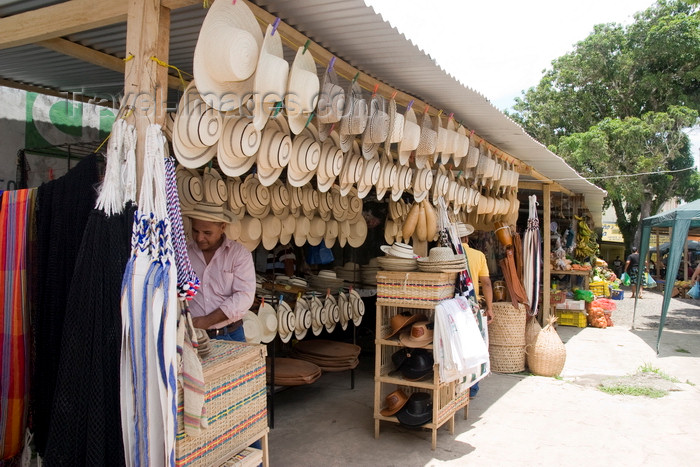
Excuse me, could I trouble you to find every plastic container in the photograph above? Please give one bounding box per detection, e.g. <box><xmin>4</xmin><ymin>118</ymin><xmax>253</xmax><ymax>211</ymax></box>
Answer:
<box><xmin>555</xmin><ymin>310</ymin><xmax>587</xmax><ymax>328</ymax></box>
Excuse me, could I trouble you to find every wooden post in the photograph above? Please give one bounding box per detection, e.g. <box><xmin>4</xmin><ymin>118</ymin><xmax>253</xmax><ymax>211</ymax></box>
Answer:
<box><xmin>542</xmin><ymin>184</ymin><xmax>552</xmax><ymax>323</ymax></box>
<box><xmin>124</xmin><ymin>0</ymin><xmax>170</xmax><ymax>193</ymax></box>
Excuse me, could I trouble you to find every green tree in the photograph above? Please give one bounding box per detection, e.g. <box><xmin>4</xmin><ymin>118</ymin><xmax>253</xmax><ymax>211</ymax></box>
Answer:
<box><xmin>509</xmin><ymin>0</ymin><xmax>700</xmax><ymax>251</ymax></box>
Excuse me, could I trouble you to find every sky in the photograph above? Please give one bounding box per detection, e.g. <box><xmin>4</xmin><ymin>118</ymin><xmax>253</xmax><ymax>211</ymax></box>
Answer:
<box><xmin>363</xmin><ymin>0</ymin><xmax>699</xmax><ymax>164</ymax></box>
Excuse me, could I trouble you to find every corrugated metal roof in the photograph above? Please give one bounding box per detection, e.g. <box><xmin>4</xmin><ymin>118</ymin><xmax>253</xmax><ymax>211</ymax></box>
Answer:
<box><xmin>0</xmin><ymin>0</ymin><xmax>605</xmax><ymax>221</ymax></box>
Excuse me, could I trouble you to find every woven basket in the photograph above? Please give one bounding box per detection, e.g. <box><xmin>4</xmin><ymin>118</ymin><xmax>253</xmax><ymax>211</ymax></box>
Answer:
<box><xmin>488</xmin><ymin>344</ymin><xmax>526</xmax><ymax>373</ymax></box>
<box><xmin>376</xmin><ymin>271</ymin><xmax>456</xmax><ymax>307</ymax></box>
<box><xmin>525</xmin><ymin>316</ymin><xmax>541</xmax><ymax>347</ymax></box>
<box><xmin>489</xmin><ymin>302</ymin><xmax>527</xmax><ymax>346</ymax></box>
<box><xmin>526</xmin><ymin>317</ymin><xmax>566</xmax><ymax>377</ymax></box>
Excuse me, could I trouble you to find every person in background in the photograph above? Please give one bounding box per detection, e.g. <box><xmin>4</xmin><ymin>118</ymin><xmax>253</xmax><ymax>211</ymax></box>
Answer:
<box><xmin>624</xmin><ymin>246</ymin><xmax>642</xmax><ymax>299</ymax></box>
<box><xmin>184</xmin><ymin>203</ymin><xmax>256</xmax><ymax>342</ymax></box>
<box><xmin>612</xmin><ymin>255</ymin><xmax>623</xmax><ymax>278</ymax></box>
<box><xmin>691</xmin><ymin>262</ymin><xmax>700</xmax><ymax>284</ymax></box>
<box><xmin>458</xmin><ymin>223</ymin><xmax>493</xmax><ymax>399</ymax></box>
<box><xmin>266</xmin><ymin>243</ymin><xmax>296</xmax><ymax>278</ymax></box>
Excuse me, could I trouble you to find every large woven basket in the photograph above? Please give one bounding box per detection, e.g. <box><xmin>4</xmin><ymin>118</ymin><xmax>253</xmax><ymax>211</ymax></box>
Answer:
<box><xmin>376</xmin><ymin>271</ymin><xmax>456</xmax><ymax>307</ymax></box>
<box><xmin>489</xmin><ymin>302</ymin><xmax>527</xmax><ymax>346</ymax></box>
<box><xmin>488</xmin><ymin>344</ymin><xmax>526</xmax><ymax>373</ymax></box>
<box><xmin>526</xmin><ymin>317</ymin><xmax>566</xmax><ymax>377</ymax></box>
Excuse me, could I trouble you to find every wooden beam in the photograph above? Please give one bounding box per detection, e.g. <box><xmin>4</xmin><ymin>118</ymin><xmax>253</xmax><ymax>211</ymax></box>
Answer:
<box><xmin>124</xmin><ymin>0</ymin><xmax>170</xmax><ymax>195</ymax></box>
<box><xmin>542</xmin><ymin>184</ymin><xmax>552</xmax><ymax>323</ymax></box>
<box><xmin>0</xmin><ymin>0</ymin><xmax>127</xmax><ymax>51</ymax></box>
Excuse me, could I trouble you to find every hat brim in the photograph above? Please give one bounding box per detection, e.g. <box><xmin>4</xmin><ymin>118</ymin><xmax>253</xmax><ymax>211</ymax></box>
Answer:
<box><xmin>399</xmin><ymin>330</ymin><xmax>433</xmax><ymax>348</ymax></box>
<box><xmin>181</xmin><ymin>209</ymin><xmax>232</xmax><ymax>224</ymax></box>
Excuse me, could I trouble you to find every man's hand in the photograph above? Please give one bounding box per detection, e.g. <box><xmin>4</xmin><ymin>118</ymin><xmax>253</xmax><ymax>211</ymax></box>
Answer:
<box><xmin>485</xmin><ymin>308</ymin><xmax>494</xmax><ymax>325</ymax></box>
<box><xmin>191</xmin><ymin>316</ymin><xmax>209</xmax><ymax>330</ymax></box>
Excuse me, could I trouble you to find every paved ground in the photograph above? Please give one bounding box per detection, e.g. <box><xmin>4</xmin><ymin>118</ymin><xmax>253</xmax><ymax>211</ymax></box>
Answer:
<box><xmin>268</xmin><ymin>291</ymin><xmax>700</xmax><ymax>466</ymax></box>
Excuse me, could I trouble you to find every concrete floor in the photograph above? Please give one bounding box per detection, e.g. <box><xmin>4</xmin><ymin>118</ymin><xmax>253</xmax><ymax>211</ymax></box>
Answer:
<box><xmin>267</xmin><ymin>293</ymin><xmax>700</xmax><ymax>466</ymax></box>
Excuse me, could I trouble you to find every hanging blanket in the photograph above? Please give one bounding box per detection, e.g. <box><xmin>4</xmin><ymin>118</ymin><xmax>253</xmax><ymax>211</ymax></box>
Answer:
<box><xmin>1</xmin><ymin>188</ymin><xmax>36</xmax><ymax>460</ymax></box>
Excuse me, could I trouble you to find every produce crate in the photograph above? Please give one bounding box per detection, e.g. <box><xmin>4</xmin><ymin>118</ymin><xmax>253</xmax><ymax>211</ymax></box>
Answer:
<box><xmin>550</xmin><ymin>289</ymin><xmax>566</xmax><ymax>305</ymax></box>
<box><xmin>610</xmin><ymin>288</ymin><xmax>624</xmax><ymax>300</ymax></box>
<box><xmin>589</xmin><ymin>281</ymin><xmax>610</xmax><ymax>297</ymax></box>
<box><xmin>555</xmin><ymin>310</ymin><xmax>587</xmax><ymax>328</ymax></box>
<box><xmin>176</xmin><ymin>341</ymin><xmax>267</xmax><ymax>467</ymax></box>
<box><xmin>376</xmin><ymin>271</ymin><xmax>456</xmax><ymax>307</ymax></box>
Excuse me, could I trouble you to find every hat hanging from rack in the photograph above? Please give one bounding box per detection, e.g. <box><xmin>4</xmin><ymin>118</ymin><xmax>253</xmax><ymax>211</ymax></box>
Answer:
<box><xmin>286</xmin><ymin>46</ymin><xmax>320</xmax><ymax>135</ymax></box>
<box><xmin>339</xmin><ymin>80</ymin><xmax>368</xmax><ymax>153</ymax></box>
<box><xmin>256</xmin><ymin>113</ymin><xmax>293</xmax><ymax>186</ymax></box>
<box><xmin>361</xmin><ymin>93</ymin><xmax>389</xmax><ymax>160</ymax></box>
<box><xmin>287</xmin><ymin>124</ymin><xmax>322</xmax><ymax>187</ymax></box>
<box><xmin>252</xmin><ymin>24</ymin><xmax>290</xmax><ymax>131</ymax></box>
<box><xmin>172</xmin><ymin>82</ymin><xmax>222</xmax><ymax>168</ymax></box>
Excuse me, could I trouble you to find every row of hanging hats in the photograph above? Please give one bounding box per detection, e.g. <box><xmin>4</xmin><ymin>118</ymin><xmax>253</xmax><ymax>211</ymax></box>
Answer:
<box><xmin>168</xmin><ymin>0</ymin><xmax>520</xmax><ymax>215</ymax></box>
<box><xmin>176</xmin><ymin>165</ymin><xmax>368</xmax><ymax>251</ymax></box>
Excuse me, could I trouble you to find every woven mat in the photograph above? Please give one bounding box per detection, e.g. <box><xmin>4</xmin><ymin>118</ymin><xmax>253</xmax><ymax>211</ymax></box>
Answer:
<box><xmin>293</xmin><ymin>339</ymin><xmax>361</xmax><ymax>358</ymax></box>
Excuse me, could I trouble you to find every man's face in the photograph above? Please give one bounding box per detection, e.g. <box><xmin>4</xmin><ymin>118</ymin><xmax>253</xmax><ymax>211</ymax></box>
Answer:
<box><xmin>191</xmin><ymin>218</ymin><xmax>226</xmax><ymax>253</ymax></box>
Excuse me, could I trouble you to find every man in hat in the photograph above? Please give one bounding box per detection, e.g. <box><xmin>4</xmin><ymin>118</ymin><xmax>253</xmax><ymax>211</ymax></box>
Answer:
<box><xmin>184</xmin><ymin>203</ymin><xmax>256</xmax><ymax>341</ymax></box>
<box><xmin>458</xmin><ymin>223</ymin><xmax>493</xmax><ymax>398</ymax></box>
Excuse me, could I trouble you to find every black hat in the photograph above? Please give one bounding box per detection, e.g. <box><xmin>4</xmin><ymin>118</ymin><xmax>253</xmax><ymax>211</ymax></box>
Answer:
<box><xmin>400</xmin><ymin>348</ymin><xmax>434</xmax><ymax>380</ymax></box>
<box><xmin>396</xmin><ymin>392</ymin><xmax>432</xmax><ymax>427</ymax></box>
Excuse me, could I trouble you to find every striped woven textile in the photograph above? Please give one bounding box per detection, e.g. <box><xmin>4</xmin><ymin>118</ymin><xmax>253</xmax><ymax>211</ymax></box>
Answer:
<box><xmin>1</xmin><ymin>189</ymin><xmax>35</xmax><ymax>460</ymax></box>
<box><xmin>164</xmin><ymin>156</ymin><xmax>199</xmax><ymax>300</ymax></box>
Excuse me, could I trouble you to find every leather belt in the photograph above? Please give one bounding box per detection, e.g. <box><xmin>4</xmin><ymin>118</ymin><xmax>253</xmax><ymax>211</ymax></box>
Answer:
<box><xmin>206</xmin><ymin>320</ymin><xmax>243</xmax><ymax>338</ymax></box>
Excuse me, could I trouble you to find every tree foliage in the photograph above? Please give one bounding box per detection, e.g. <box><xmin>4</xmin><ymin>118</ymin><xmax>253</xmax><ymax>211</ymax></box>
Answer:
<box><xmin>509</xmin><ymin>0</ymin><xmax>700</xmax><ymax>250</ymax></box>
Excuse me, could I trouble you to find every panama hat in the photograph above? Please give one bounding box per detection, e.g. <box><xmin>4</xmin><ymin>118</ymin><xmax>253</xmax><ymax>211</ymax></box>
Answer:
<box><xmin>239</xmin><ymin>215</ymin><xmax>262</xmax><ymax>251</ymax></box>
<box><xmin>339</xmin><ymin>81</ymin><xmax>368</xmax><ymax>153</ymax></box>
<box><xmin>434</xmin><ymin>114</ymin><xmax>447</xmax><ymax>157</ymax></box>
<box><xmin>399</xmin><ymin>321</ymin><xmax>434</xmax><ymax>348</ymax></box>
<box><xmin>202</xmin><ymin>167</ymin><xmax>228</xmax><ymax>206</ymax></box>
<box><xmin>286</xmin><ymin>47</ymin><xmax>320</xmax><ymax>135</ymax></box>
<box><xmin>177</xmin><ymin>167</ymin><xmax>204</xmax><ymax>208</ymax></box>
<box><xmin>217</xmin><ymin>114</ymin><xmax>259</xmax><ymax>177</ymax></box>
<box><xmin>293</xmin><ymin>216</ymin><xmax>311</xmax><ymax>247</ymax></box>
<box><xmin>431</xmin><ymin>166</ymin><xmax>450</xmax><ymax>205</ymax></box>
<box><xmin>242</xmin><ymin>310</ymin><xmax>263</xmax><ymax>344</ymax></box>
<box><xmin>277</xmin><ymin>300</ymin><xmax>295</xmax><ymax>343</ymax></box>
<box><xmin>261</xmin><ymin>216</ymin><xmax>282</xmax><ymax>250</ymax></box>
<box><xmin>324</xmin><ymin>219</ymin><xmax>339</xmax><ymax>248</ymax></box>
<box><xmin>192</xmin><ymin>0</ymin><xmax>262</xmax><ymax>112</ymax></box>
<box><xmin>288</xmin><ymin>126</ymin><xmax>322</xmax><ymax>187</ymax></box>
<box><xmin>347</xmin><ymin>216</ymin><xmax>367</xmax><ymax>248</ymax></box>
<box><xmin>438</xmin><ymin>118</ymin><xmax>457</xmax><ymax>164</ymax></box>
<box><xmin>380</xmin><ymin>242</ymin><xmax>415</xmax><ymax>259</ymax></box>
<box><xmin>182</xmin><ymin>202</ymin><xmax>233</xmax><ymax>224</ymax></box>
<box><xmin>316</xmin><ymin>68</ymin><xmax>345</xmax><ymax>141</ymax></box>
<box><xmin>345</xmin><ymin>188</ymin><xmax>363</xmax><ymax>223</ymax></box>
<box><xmin>453</xmin><ymin>124</ymin><xmax>469</xmax><ymax>165</ymax></box>
<box><xmin>257</xmin><ymin>302</ymin><xmax>278</xmax><ymax>343</ymax></box>
<box><xmin>412</xmin><ymin>167</ymin><xmax>433</xmax><ymax>203</ymax></box>
<box><xmin>417</xmin><ymin>247</ymin><xmax>467</xmax><ymax>272</ymax></box>
<box><xmin>356</xmin><ymin>156</ymin><xmax>381</xmax><ymax>199</ymax></box>
<box><xmin>242</xmin><ymin>174</ymin><xmax>271</xmax><ymax>219</ymax></box>
<box><xmin>252</xmin><ymin>24</ymin><xmax>289</xmax><ymax>131</ymax></box>
<box><xmin>322</xmin><ymin>294</ymin><xmax>339</xmax><ymax>334</ymax></box>
<box><xmin>339</xmin><ymin>151</ymin><xmax>365</xmax><ymax>196</ymax></box>
<box><xmin>337</xmin><ymin>219</ymin><xmax>350</xmax><ymax>248</ymax></box>
<box><xmin>226</xmin><ymin>176</ymin><xmax>246</xmax><ymax>216</ymax></box>
<box><xmin>288</xmin><ymin>183</ymin><xmax>303</xmax><ymax>216</ymax></box>
<box><xmin>331</xmin><ymin>186</ymin><xmax>349</xmax><ymax>221</ymax></box>
<box><xmin>301</xmin><ymin>184</ymin><xmax>319</xmax><ymax>219</ymax></box>
<box><xmin>172</xmin><ymin>82</ymin><xmax>222</xmax><ymax>168</ymax></box>
<box><xmin>361</xmin><ymin>94</ymin><xmax>389</xmax><ymax>160</ymax></box>
<box><xmin>384</xmin><ymin>98</ymin><xmax>404</xmax><ymax>157</ymax></box>
<box><xmin>398</xmin><ymin>106</ymin><xmax>420</xmax><ymax>166</ymax></box>
<box><xmin>279</xmin><ymin>213</ymin><xmax>296</xmax><ymax>245</ymax></box>
<box><xmin>317</xmin><ymin>190</ymin><xmax>334</xmax><ymax>222</ymax></box>
<box><xmin>256</xmin><ymin>114</ymin><xmax>293</xmax><ymax>186</ymax></box>
<box><xmin>349</xmin><ymin>289</ymin><xmax>364</xmax><ymax>326</ymax></box>
<box><xmin>308</xmin><ymin>294</ymin><xmax>324</xmax><ymax>336</ymax></box>
<box><xmin>337</xmin><ymin>291</ymin><xmax>350</xmax><ymax>331</ymax></box>
<box><xmin>269</xmin><ymin>179</ymin><xmax>290</xmax><ymax>218</ymax></box>
<box><xmin>316</xmin><ymin>131</ymin><xmax>344</xmax><ymax>192</ymax></box>
<box><xmin>294</xmin><ymin>297</ymin><xmax>312</xmax><ymax>341</ymax></box>
<box><xmin>456</xmin><ymin>222</ymin><xmax>475</xmax><ymax>238</ymax></box>
<box><xmin>306</xmin><ymin>215</ymin><xmax>326</xmax><ymax>247</ymax></box>
<box><xmin>415</xmin><ymin>113</ymin><xmax>437</xmax><ymax>159</ymax></box>
<box><xmin>391</xmin><ymin>164</ymin><xmax>412</xmax><ymax>202</ymax></box>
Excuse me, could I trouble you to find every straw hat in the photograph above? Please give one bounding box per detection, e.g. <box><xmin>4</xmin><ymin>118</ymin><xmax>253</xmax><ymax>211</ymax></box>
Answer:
<box><xmin>347</xmin><ymin>216</ymin><xmax>367</xmax><ymax>248</ymax></box>
<box><xmin>374</xmin><ymin>158</ymin><xmax>397</xmax><ymax>201</ymax></box>
<box><xmin>384</xmin><ymin>312</ymin><xmax>427</xmax><ymax>339</ymax></box>
<box><xmin>294</xmin><ymin>215</ymin><xmax>311</xmax><ymax>247</ymax></box>
<box><xmin>216</xmin><ymin>113</ymin><xmax>260</xmax><ymax>177</ymax></box>
<box><xmin>417</xmin><ymin>247</ymin><xmax>467</xmax><ymax>272</ymax></box>
<box><xmin>242</xmin><ymin>174</ymin><xmax>271</xmax><ymax>219</ymax></box>
<box><xmin>398</xmin><ymin>107</ymin><xmax>420</xmax><ymax>166</ymax></box>
<box><xmin>201</xmin><ymin>167</ymin><xmax>228</xmax><ymax>206</ymax></box>
<box><xmin>412</xmin><ymin>168</ymin><xmax>433</xmax><ymax>203</ymax></box>
<box><xmin>294</xmin><ymin>297</ymin><xmax>311</xmax><ymax>340</ymax></box>
<box><xmin>453</xmin><ymin>124</ymin><xmax>469</xmax><ymax>165</ymax></box>
<box><xmin>431</xmin><ymin>166</ymin><xmax>449</xmax><ymax>205</ymax></box>
<box><xmin>257</xmin><ymin>302</ymin><xmax>278</xmax><ymax>343</ymax></box>
<box><xmin>252</xmin><ymin>24</ymin><xmax>289</xmax><ymax>131</ymax></box>
<box><xmin>339</xmin><ymin>81</ymin><xmax>368</xmax><ymax>153</ymax></box>
<box><xmin>256</xmin><ymin>114</ymin><xmax>293</xmax><ymax>186</ymax></box>
<box><xmin>349</xmin><ymin>289</ymin><xmax>365</xmax><ymax>326</ymax></box>
<box><xmin>384</xmin><ymin>98</ymin><xmax>404</xmax><ymax>156</ymax></box>
<box><xmin>339</xmin><ymin>151</ymin><xmax>365</xmax><ymax>196</ymax></box>
<box><xmin>242</xmin><ymin>310</ymin><xmax>263</xmax><ymax>344</ymax></box>
<box><xmin>301</xmin><ymin>184</ymin><xmax>319</xmax><ymax>219</ymax></box>
<box><xmin>345</xmin><ymin>188</ymin><xmax>363</xmax><ymax>223</ymax></box>
<box><xmin>316</xmin><ymin>131</ymin><xmax>344</xmax><ymax>192</ymax></box>
<box><xmin>309</xmin><ymin>294</ymin><xmax>324</xmax><ymax>336</ymax></box>
<box><xmin>192</xmin><ymin>0</ymin><xmax>262</xmax><ymax>112</ymax></box>
<box><xmin>415</xmin><ymin>113</ymin><xmax>436</xmax><ymax>158</ymax></box>
<box><xmin>399</xmin><ymin>321</ymin><xmax>433</xmax><ymax>348</ymax></box>
<box><xmin>322</xmin><ymin>295</ymin><xmax>339</xmax><ymax>334</ymax></box>
<box><xmin>357</xmin><ymin>156</ymin><xmax>381</xmax><ymax>199</ymax></box>
<box><xmin>288</xmin><ymin>126</ymin><xmax>322</xmax><ymax>187</ymax></box>
<box><xmin>239</xmin><ymin>215</ymin><xmax>262</xmax><ymax>251</ymax></box>
<box><xmin>277</xmin><ymin>300</ymin><xmax>295</xmax><ymax>343</ymax></box>
<box><xmin>181</xmin><ymin>202</ymin><xmax>233</xmax><ymax>224</ymax></box>
<box><xmin>329</xmin><ymin>187</ymin><xmax>348</xmax><ymax>222</ymax></box>
<box><xmin>307</xmin><ymin>216</ymin><xmax>326</xmax><ymax>247</ymax></box>
<box><xmin>261</xmin><ymin>216</ymin><xmax>282</xmax><ymax>250</ymax></box>
<box><xmin>337</xmin><ymin>219</ymin><xmax>350</xmax><ymax>248</ymax></box>
<box><xmin>338</xmin><ymin>291</ymin><xmax>350</xmax><ymax>331</ymax></box>
<box><xmin>317</xmin><ymin>190</ymin><xmax>334</xmax><ymax>222</ymax></box>
<box><xmin>172</xmin><ymin>82</ymin><xmax>221</xmax><ymax>168</ymax></box>
<box><xmin>380</xmin><ymin>242</ymin><xmax>414</xmax><ymax>259</ymax></box>
<box><xmin>278</xmin><ymin>214</ymin><xmax>295</xmax><ymax>245</ymax></box>
<box><xmin>177</xmin><ymin>167</ymin><xmax>204</xmax><ymax>208</ymax></box>
<box><xmin>456</xmin><ymin>222</ymin><xmax>475</xmax><ymax>238</ymax></box>
<box><xmin>286</xmin><ymin>47</ymin><xmax>320</xmax><ymax>135</ymax></box>
<box><xmin>391</xmin><ymin>164</ymin><xmax>412</xmax><ymax>202</ymax></box>
<box><xmin>324</xmin><ymin>219</ymin><xmax>339</xmax><ymax>248</ymax></box>
<box><xmin>316</xmin><ymin>67</ymin><xmax>345</xmax><ymax>140</ymax></box>
<box><xmin>361</xmin><ymin>95</ymin><xmax>389</xmax><ymax>160</ymax></box>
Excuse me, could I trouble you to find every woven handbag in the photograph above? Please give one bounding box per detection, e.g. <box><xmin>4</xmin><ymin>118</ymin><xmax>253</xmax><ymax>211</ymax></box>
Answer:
<box><xmin>526</xmin><ymin>316</ymin><xmax>566</xmax><ymax>377</ymax></box>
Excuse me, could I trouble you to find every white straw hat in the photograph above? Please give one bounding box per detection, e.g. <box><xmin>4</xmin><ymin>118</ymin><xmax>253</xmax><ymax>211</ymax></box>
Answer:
<box><xmin>277</xmin><ymin>300</ymin><xmax>295</xmax><ymax>343</ymax></box>
<box><xmin>391</xmin><ymin>164</ymin><xmax>412</xmax><ymax>202</ymax></box>
<box><xmin>239</xmin><ymin>215</ymin><xmax>262</xmax><ymax>251</ymax></box>
<box><xmin>309</xmin><ymin>295</ymin><xmax>324</xmax><ymax>336</ymax></box>
<box><xmin>347</xmin><ymin>216</ymin><xmax>367</xmax><ymax>248</ymax></box>
<box><xmin>361</xmin><ymin>94</ymin><xmax>389</xmax><ymax>160</ymax></box>
<box><xmin>324</xmin><ymin>219</ymin><xmax>339</xmax><ymax>248</ymax></box>
<box><xmin>339</xmin><ymin>151</ymin><xmax>365</xmax><ymax>197</ymax></box>
<box><xmin>261</xmin><ymin>216</ymin><xmax>282</xmax><ymax>251</ymax></box>
<box><xmin>202</xmin><ymin>167</ymin><xmax>228</xmax><ymax>206</ymax></box>
<box><xmin>192</xmin><ymin>0</ymin><xmax>262</xmax><ymax>112</ymax></box>
<box><xmin>339</xmin><ymin>81</ymin><xmax>368</xmax><ymax>153</ymax></box>
<box><xmin>269</xmin><ymin>179</ymin><xmax>291</xmax><ymax>218</ymax></box>
<box><xmin>307</xmin><ymin>215</ymin><xmax>326</xmax><ymax>246</ymax></box>
<box><xmin>242</xmin><ymin>310</ymin><xmax>263</xmax><ymax>344</ymax></box>
<box><xmin>416</xmin><ymin>112</ymin><xmax>437</xmax><ymax>158</ymax></box>
<box><xmin>384</xmin><ymin>98</ymin><xmax>405</xmax><ymax>156</ymax></box>
<box><xmin>412</xmin><ymin>167</ymin><xmax>433</xmax><ymax>203</ymax></box>
<box><xmin>294</xmin><ymin>297</ymin><xmax>311</xmax><ymax>340</ymax></box>
<box><xmin>398</xmin><ymin>107</ymin><xmax>420</xmax><ymax>166</ymax></box>
<box><xmin>279</xmin><ymin>213</ymin><xmax>296</xmax><ymax>245</ymax></box>
<box><xmin>251</xmin><ymin>24</ymin><xmax>289</xmax><ymax>131</ymax></box>
<box><xmin>331</xmin><ymin>186</ymin><xmax>350</xmax><ymax>221</ymax></box>
<box><xmin>301</xmin><ymin>184</ymin><xmax>319</xmax><ymax>219</ymax></box>
<box><xmin>217</xmin><ymin>114</ymin><xmax>259</xmax><ymax>177</ymax></box>
<box><xmin>258</xmin><ymin>302</ymin><xmax>278</xmax><ymax>343</ymax></box>
<box><xmin>288</xmin><ymin>125</ymin><xmax>321</xmax><ymax>187</ymax></box>
<box><xmin>172</xmin><ymin>82</ymin><xmax>221</xmax><ymax>168</ymax></box>
<box><xmin>316</xmin><ymin>66</ymin><xmax>345</xmax><ymax>140</ymax></box>
<box><xmin>317</xmin><ymin>190</ymin><xmax>334</xmax><ymax>222</ymax></box>
<box><xmin>357</xmin><ymin>156</ymin><xmax>381</xmax><ymax>199</ymax></box>
<box><xmin>294</xmin><ymin>216</ymin><xmax>311</xmax><ymax>247</ymax></box>
<box><xmin>337</xmin><ymin>219</ymin><xmax>350</xmax><ymax>248</ymax></box>
<box><xmin>338</xmin><ymin>291</ymin><xmax>350</xmax><ymax>331</ymax></box>
<box><xmin>286</xmin><ymin>46</ymin><xmax>320</xmax><ymax>135</ymax></box>
<box><xmin>316</xmin><ymin>131</ymin><xmax>344</xmax><ymax>192</ymax></box>
<box><xmin>256</xmin><ymin>114</ymin><xmax>293</xmax><ymax>186</ymax></box>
